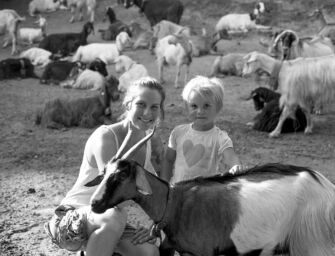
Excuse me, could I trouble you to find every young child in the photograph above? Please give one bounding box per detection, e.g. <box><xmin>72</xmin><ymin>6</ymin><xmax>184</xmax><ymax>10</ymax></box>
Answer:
<box><xmin>161</xmin><ymin>75</ymin><xmax>244</xmax><ymax>184</ymax></box>
<box><xmin>44</xmin><ymin>77</ymin><xmax>165</xmax><ymax>256</ymax></box>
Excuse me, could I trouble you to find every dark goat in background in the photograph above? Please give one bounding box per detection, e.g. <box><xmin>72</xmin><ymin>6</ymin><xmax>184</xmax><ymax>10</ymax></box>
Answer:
<box><xmin>35</xmin><ymin>75</ymin><xmax>120</xmax><ymax>129</ymax></box>
<box><xmin>99</xmin><ymin>6</ymin><xmax>131</xmax><ymax>41</ymax></box>
<box><xmin>246</xmin><ymin>87</ymin><xmax>307</xmax><ymax>133</ymax></box>
<box><xmin>120</xmin><ymin>0</ymin><xmax>184</xmax><ymax>27</ymax></box>
<box><xmin>39</xmin><ymin>22</ymin><xmax>94</xmax><ymax>56</ymax></box>
<box><xmin>0</xmin><ymin>58</ymin><xmax>36</xmax><ymax>80</ymax></box>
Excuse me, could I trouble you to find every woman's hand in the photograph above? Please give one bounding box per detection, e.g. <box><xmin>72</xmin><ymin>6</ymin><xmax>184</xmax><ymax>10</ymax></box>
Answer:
<box><xmin>131</xmin><ymin>225</ymin><xmax>157</xmax><ymax>245</ymax></box>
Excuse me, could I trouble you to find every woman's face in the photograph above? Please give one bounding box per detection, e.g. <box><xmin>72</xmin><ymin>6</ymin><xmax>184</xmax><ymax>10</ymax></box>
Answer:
<box><xmin>127</xmin><ymin>88</ymin><xmax>162</xmax><ymax>130</ymax></box>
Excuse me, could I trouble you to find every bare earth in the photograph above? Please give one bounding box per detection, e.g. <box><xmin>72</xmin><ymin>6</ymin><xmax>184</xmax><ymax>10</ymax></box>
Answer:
<box><xmin>0</xmin><ymin>0</ymin><xmax>334</xmax><ymax>255</ymax></box>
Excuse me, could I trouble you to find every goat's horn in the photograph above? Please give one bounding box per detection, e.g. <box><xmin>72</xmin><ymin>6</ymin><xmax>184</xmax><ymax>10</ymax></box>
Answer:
<box><xmin>121</xmin><ymin>126</ymin><xmax>156</xmax><ymax>160</ymax></box>
<box><xmin>114</xmin><ymin>122</ymin><xmax>135</xmax><ymax>160</ymax></box>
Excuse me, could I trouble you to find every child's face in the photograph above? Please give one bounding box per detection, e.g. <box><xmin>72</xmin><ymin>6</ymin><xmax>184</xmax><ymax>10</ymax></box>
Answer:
<box><xmin>128</xmin><ymin>87</ymin><xmax>162</xmax><ymax>130</ymax></box>
<box><xmin>186</xmin><ymin>91</ymin><xmax>218</xmax><ymax>131</ymax></box>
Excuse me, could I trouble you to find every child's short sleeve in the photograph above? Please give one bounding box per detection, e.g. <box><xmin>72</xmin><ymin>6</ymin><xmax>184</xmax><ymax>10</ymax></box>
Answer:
<box><xmin>217</xmin><ymin>129</ymin><xmax>234</xmax><ymax>155</ymax></box>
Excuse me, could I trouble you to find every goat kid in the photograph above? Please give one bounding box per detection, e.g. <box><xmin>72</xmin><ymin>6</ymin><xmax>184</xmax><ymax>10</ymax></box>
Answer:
<box><xmin>209</xmin><ymin>53</ymin><xmax>245</xmax><ymax>77</ymax></box>
<box><xmin>86</xmin><ymin>128</ymin><xmax>335</xmax><ymax>256</ymax></box>
<box><xmin>20</xmin><ymin>47</ymin><xmax>53</xmax><ymax>67</ymax></box>
<box><xmin>18</xmin><ymin>15</ymin><xmax>47</xmax><ymax>45</ymax></box>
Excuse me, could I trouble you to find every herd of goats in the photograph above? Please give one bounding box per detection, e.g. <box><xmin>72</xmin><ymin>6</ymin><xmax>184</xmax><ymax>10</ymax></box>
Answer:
<box><xmin>0</xmin><ymin>0</ymin><xmax>334</xmax><ymax>137</ymax></box>
<box><xmin>1</xmin><ymin>1</ymin><xmax>335</xmax><ymax>256</ymax></box>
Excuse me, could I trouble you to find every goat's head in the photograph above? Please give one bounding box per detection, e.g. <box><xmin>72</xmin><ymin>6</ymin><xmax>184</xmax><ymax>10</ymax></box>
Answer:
<box><xmin>104</xmin><ymin>6</ymin><xmax>117</xmax><ymax>22</ymax></box>
<box><xmin>242</xmin><ymin>51</ymin><xmax>261</xmax><ymax>77</ymax></box>
<box><xmin>116</xmin><ymin>32</ymin><xmax>132</xmax><ymax>52</ymax></box>
<box><xmin>104</xmin><ymin>75</ymin><xmax>120</xmax><ymax>102</ymax></box>
<box><xmin>272</xmin><ymin>30</ymin><xmax>299</xmax><ymax>60</ymax></box>
<box><xmin>83</xmin><ymin>22</ymin><xmax>95</xmax><ymax>36</ymax></box>
<box><xmin>245</xmin><ymin>88</ymin><xmax>269</xmax><ymax>111</ymax></box>
<box><xmin>89</xmin><ymin>59</ymin><xmax>108</xmax><ymax>77</ymax></box>
<box><xmin>85</xmin><ymin>127</ymin><xmax>156</xmax><ymax>214</ymax></box>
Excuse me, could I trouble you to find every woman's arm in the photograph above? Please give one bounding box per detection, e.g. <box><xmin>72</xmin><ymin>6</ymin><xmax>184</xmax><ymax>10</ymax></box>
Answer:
<box><xmin>161</xmin><ymin>147</ymin><xmax>176</xmax><ymax>182</ymax></box>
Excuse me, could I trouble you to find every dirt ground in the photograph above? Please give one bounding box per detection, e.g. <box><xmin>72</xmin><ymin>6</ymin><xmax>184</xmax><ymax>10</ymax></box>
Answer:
<box><xmin>0</xmin><ymin>0</ymin><xmax>334</xmax><ymax>255</ymax></box>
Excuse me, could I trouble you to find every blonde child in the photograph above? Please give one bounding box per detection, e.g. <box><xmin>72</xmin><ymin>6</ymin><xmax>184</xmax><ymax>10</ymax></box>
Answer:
<box><xmin>161</xmin><ymin>75</ymin><xmax>244</xmax><ymax>184</ymax></box>
<box><xmin>44</xmin><ymin>77</ymin><xmax>165</xmax><ymax>256</ymax></box>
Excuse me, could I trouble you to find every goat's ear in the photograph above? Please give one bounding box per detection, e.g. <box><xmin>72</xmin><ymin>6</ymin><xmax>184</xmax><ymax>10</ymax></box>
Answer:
<box><xmin>135</xmin><ymin>168</ymin><xmax>152</xmax><ymax>195</ymax></box>
<box><xmin>85</xmin><ymin>175</ymin><xmax>104</xmax><ymax>187</ymax></box>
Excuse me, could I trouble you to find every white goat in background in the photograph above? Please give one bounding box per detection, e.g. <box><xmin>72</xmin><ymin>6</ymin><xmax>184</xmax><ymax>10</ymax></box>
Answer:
<box><xmin>215</xmin><ymin>2</ymin><xmax>267</xmax><ymax>35</ymax></box>
<box><xmin>20</xmin><ymin>47</ymin><xmax>52</xmax><ymax>67</ymax></box>
<box><xmin>28</xmin><ymin>0</ymin><xmax>64</xmax><ymax>17</ymax></box>
<box><xmin>18</xmin><ymin>15</ymin><xmax>47</xmax><ymax>45</ymax></box>
<box><xmin>72</xmin><ymin>32</ymin><xmax>131</xmax><ymax>64</ymax></box>
<box><xmin>59</xmin><ymin>0</ymin><xmax>96</xmax><ymax>23</ymax></box>
<box><xmin>243</xmin><ymin>51</ymin><xmax>335</xmax><ymax>138</ymax></box>
<box><xmin>155</xmin><ymin>34</ymin><xmax>193</xmax><ymax>88</ymax></box>
<box><xmin>0</xmin><ymin>9</ymin><xmax>25</xmax><ymax>55</ymax></box>
<box><xmin>115</xmin><ymin>55</ymin><xmax>149</xmax><ymax>92</ymax></box>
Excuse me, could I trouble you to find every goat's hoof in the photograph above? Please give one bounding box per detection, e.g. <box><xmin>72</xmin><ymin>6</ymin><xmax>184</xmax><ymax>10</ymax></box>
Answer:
<box><xmin>304</xmin><ymin>127</ymin><xmax>313</xmax><ymax>134</ymax></box>
<box><xmin>269</xmin><ymin>131</ymin><xmax>280</xmax><ymax>138</ymax></box>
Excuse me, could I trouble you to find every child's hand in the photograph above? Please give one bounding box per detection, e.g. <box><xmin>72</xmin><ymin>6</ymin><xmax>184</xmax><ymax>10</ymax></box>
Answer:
<box><xmin>131</xmin><ymin>223</ymin><xmax>157</xmax><ymax>245</ymax></box>
<box><xmin>228</xmin><ymin>164</ymin><xmax>248</xmax><ymax>175</ymax></box>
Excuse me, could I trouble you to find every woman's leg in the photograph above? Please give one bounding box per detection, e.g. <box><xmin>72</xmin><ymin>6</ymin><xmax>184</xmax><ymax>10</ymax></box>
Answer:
<box><xmin>85</xmin><ymin>207</ymin><xmax>127</xmax><ymax>256</ymax></box>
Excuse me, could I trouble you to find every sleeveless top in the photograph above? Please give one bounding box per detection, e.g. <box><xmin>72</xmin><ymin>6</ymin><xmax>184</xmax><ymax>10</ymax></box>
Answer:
<box><xmin>61</xmin><ymin>125</ymin><xmax>156</xmax><ymax>208</ymax></box>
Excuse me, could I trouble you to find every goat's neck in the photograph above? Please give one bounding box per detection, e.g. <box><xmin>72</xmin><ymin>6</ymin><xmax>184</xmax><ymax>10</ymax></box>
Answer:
<box><xmin>259</xmin><ymin>54</ymin><xmax>281</xmax><ymax>74</ymax></box>
<box><xmin>134</xmin><ymin>172</ymin><xmax>170</xmax><ymax>223</ymax></box>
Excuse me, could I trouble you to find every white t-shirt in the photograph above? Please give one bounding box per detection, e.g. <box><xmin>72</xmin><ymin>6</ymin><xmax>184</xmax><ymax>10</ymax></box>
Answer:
<box><xmin>169</xmin><ymin>124</ymin><xmax>233</xmax><ymax>184</ymax></box>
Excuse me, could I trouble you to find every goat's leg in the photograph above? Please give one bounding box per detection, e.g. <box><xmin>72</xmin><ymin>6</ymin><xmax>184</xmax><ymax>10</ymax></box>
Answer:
<box><xmin>157</xmin><ymin>58</ymin><xmax>164</xmax><ymax>84</ymax></box>
<box><xmin>301</xmin><ymin>107</ymin><xmax>313</xmax><ymax>134</ymax></box>
<box><xmin>174</xmin><ymin>64</ymin><xmax>181</xmax><ymax>88</ymax></box>
<box><xmin>10</xmin><ymin>33</ymin><xmax>17</xmax><ymax>55</ymax></box>
<box><xmin>184</xmin><ymin>64</ymin><xmax>189</xmax><ymax>86</ymax></box>
<box><xmin>69</xmin><ymin>6</ymin><xmax>76</xmax><ymax>23</ymax></box>
<box><xmin>269</xmin><ymin>105</ymin><xmax>293</xmax><ymax>138</ymax></box>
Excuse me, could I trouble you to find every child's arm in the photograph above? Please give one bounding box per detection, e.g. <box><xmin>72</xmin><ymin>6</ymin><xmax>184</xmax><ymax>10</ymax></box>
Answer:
<box><xmin>161</xmin><ymin>147</ymin><xmax>176</xmax><ymax>182</ymax></box>
<box><xmin>222</xmin><ymin>147</ymin><xmax>245</xmax><ymax>174</ymax></box>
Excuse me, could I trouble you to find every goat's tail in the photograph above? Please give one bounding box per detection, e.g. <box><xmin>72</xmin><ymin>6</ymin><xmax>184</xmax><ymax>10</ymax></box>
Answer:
<box><xmin>288</xmin><ymin>171</ymin><xmax>335</xmax><ymax>256</ymax></box>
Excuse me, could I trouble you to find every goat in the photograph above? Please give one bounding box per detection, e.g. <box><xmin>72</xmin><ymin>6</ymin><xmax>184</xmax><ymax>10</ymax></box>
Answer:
<box><xmin>59</xmin><ymin>58</ymin><xmax>108</xmax><ymax>89</ymax></box>
<box><xmin>243</xmin><ymin>51</ymin><xmax>335</xmax><ymax>137</ymax></box>
<box><xmin>19</xmin><ymin>47</ymin><xmax>53</xmax><ymax>67</ymax></box>
<box><xmin>18</xmin><ymin>15</ymin><xmax>47</xmax><ymax>45</ymax></box>
<box><xmin>150</xmin><ymin>20</ymin><xmax>191</xmax><ymax>53</ymax></box>
<box><xmin>128</xmin><ymin>21</ymin><xmax>153</xmax><ymax>50</ymax></box>
<box><xmin>98</xmin><ymin>6</ymin><xmax>131</xmax><ymax>41</ymax></box>
<box><xmin>85</xmin><ymin>128</ymin><xmax>335</xmax><ymax>256</ymax></box>
<box><xmin>155</xmin><ymin>34</ymin><xmax>192</xmax><ymax>88</ymax></box>
<box><xmin>38</xmin><ymin>21</ymin><xmax>94</xmax><ymax>56</ymax></box>
<box><xmin>245</xmin><ymin>87</ymin><xmax>307</xmax><ymax>133</ymax></box>
<box><xmin>28</xmin><ymin>0</ymin><xmax>64</xmax><ymax>17</ymax></box>
<box><xmin>268</xmin><ymin>29</ymin><xmax>334</xmax><ymax>60</ymax></box>
<box><xmin>40</xmin><ymin>60</ymin><xmax>85</xmax><ymax>84</ymax></box>
<box><xmin>119</xmin><ymin>0</ymin><xmax>184</xmax><ymax>27</ymax></box>
<box><xmin>59</xmin><ymin>0</ymin><xmax>96</xmax><ymax>23</ymax></box>
<box><xmin>209</xmin><ymin>53</ymin><xmax>245</xmax><ymax>77</ymax></box>
<box><xmin>115</xmin><ymin>55</ymin><xmax>149</xmax><ymax>92</ymax></box>
<box><xmin>35</xmin><ymin>75</ymin><xmax>120</xmax><ymax>129</ymax></box>
<box><xmin>0</xmin><ymin>9</ymin><xmax>26</xmax><ymax>55</ymax></box>
<box><xmin>72</xmin><ymin>32</ymin><xmax>131</xmax><ymax>64</ymax></box>
<box><xmin>0</xmin><ymin>58</ymin><xmax>36</xmax><ymax>80</ymax></box>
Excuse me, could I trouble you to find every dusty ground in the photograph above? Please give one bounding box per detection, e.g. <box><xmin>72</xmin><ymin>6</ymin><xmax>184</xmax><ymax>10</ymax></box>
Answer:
<box><xmin>0</xmin><ymin>0</ymin><xmax>334</xmax><ymax>255</ymax></box>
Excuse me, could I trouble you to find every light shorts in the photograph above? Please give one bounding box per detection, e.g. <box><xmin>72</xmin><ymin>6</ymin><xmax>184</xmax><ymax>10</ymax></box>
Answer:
<box><xmin>44</xmin><ymin>205</ymin><xmax>136</xmax><ymax>252</ymax></box>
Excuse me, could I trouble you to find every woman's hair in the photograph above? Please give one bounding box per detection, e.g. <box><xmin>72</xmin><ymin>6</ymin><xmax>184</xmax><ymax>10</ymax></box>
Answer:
<box><xmin>182</xmin><ymin>75</ymin><xmax>225</xmax><ymax>112</ymax></box>
<box><xmin>122</xmin><ymin>76</ymin><xmax>166</xmax><ymax>120</ymax></box>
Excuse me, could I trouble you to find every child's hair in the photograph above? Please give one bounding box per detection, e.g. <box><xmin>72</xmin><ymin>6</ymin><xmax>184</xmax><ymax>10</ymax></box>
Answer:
<box><xmin>182</xmin><ymin>76</ymin><xmax>225</xmax><ymax>112</ymax></box>
<box><xmin>122</xmin><ymin>76</ymin><xmax>166</xmax><ymax>120</ymax></box>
